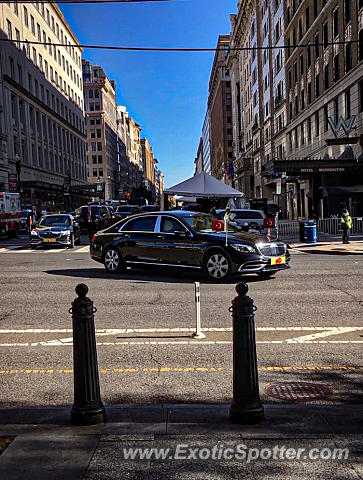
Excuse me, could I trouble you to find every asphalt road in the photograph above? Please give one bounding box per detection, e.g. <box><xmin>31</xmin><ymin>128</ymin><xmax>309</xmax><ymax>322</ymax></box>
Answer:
<box><xmin>0</xmin><ymin>235</ymin><xmax>362</xmax><ymax>407</ymax></box>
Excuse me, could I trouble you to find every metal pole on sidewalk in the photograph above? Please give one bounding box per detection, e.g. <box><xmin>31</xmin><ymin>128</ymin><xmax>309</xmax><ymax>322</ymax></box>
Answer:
<box><xmin>229</xmin><ymin>282</ymin><xmax>264</xmax><ymax>424</ymax></box>
<box><xmin>70</xmin><ymin>283</ymin><xmax>105</xmax><ymax>425</ymax></box>
<box><xmin>192</xmin><ymin>281</ymin><xmax>205</xmax><ymax>339</ymax></box>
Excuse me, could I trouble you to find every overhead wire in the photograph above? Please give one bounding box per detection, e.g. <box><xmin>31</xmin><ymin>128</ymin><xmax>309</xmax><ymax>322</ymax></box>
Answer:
<box><xmin>0</xmin><ymin>37</ymin><xmax>358</xmax><ymax>52</ymax></box>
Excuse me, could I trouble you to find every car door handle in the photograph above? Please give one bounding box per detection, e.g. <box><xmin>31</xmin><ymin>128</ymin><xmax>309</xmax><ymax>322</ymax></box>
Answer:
<box><xmin>157</xmin><ymin>235</ymin><xmax>166</xmax><ymax>239</ymax></box>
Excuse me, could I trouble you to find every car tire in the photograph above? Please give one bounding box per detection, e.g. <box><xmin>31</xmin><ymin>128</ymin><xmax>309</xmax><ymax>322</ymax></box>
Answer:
<box><xmin>203</xmin><ymin>250</ymin><xmax>231</xmax><ymax>281</ymax></box>
<box><xmin>104</xmin><ymin>247</ymin><xmax>125</xmax><ymax>273</ymax></box>
<box><xmin>257</xmin><ymin>271</ymin><xmax>275</xmax><ymax>278</ymax></box>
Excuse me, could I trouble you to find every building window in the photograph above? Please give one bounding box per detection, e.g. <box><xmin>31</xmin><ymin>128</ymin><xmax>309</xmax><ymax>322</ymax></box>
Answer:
<box><xmin>295</xmin><ymin>96</ymin><xmax>299</xmax><ymax>115</ymax></box>
<box><xmin>31</xmin><ymin>15</ymin><xmax>35</xmax><ymax>35</ymax></box>
<box><xmin>345</xmin><ymin>43</ymin><xmax>352</xmax><ymax>71</ymax></box>
<box><xmin>24</xmin><ymin>7</ymin><xmax>28</xmax><ymax>27</ymax></box>
<box><xmin>300</xmin><ymin>53</ymin><xmax>304</xmax><ymax>76</ymax></box>
<box><xmin>93</xmin><ymin>168</ymin><xmax>97</xmax><ymax>177</ymax></box>
<box><xmin>333</xmin><ymin>8</ymin><xmax>339</xmax><ymax>38</ymax></box>
<box><xmin>323</xmin><ymin>21</ymin><xmax>328</xmax><ymax>49</ymax></box>
<box><xmin>307</xmin><ymin>82</ymin><xmax>312</xmax><ymax>104</ymax></box>
<box><xmin>305</xmin><ymin>6</ymin><xmax>310</xmax><ymax>30</ymax></box>
<box><xmin>9</xmin><ymin>56</ymin><xmax>14</xmax><ymax>77</ymax></box>
<box><xmin>97</xmin><ymin>142</ymin><xmax>102</xmax><ymax>151</ymax></box>
<box><xmin>98</xmin><ymin>155</ymin><xmax>103</xmax><ymax>164</ymax></box>
<box><xmin>301</xmin><ymin>124</ymin><xmax>305</xmax><ymax>145</ymax></box>
<box><xmin>17</xmin><ymin>64</ymin><xmax>22</xmax><ymax>85</ymax></box>
<box><xmin>334</xmin><ymin>97</ymin><xmax>339</xmax><ymax>123</ymax></box>
<box><xmin>301</xmin><ymin>89</ymin><xmax>305</xmax><ymax>110</ymax></box>
<box><xmin>360</xmin><ymin>29</ymin><xmax>363</xmax><ymax>61</ymax></box>
<box><xmin>94</xmin><ymin>89</ymin><xmax>100</xmax><ymax>98</ymax></box>
<box><xmin>298</xmin><ymin>18</ymin><xmax>303</xmax><ymax>41</ymax></box>
<box><xmin>295</xmin><ymin>127</ymin><xmax>299</xmax><ymax>148</ymax></box>
<box><xmin>334</xmin><ymin>54</ymin><xmax>340</xmax><ymax>81</ymax></box>
<box><xmin>307</xmin><ymin>43</ymin><xmax>311</xmax><ymax>67</ymax></box>
<box><xmin>92</xmin><ymin>155</ymin><xmax>97</xmax><ymax>164</ymax></box>
<box><xmin>32</xmin><ymin>47</ymin><xmax>37</xmax><ymax>65</ymax></box>
<box><xmin>315</xmin><ymin>73</ymin><xmax>320</xmax><ymax>97</ymax></box>
<box><xmin>7</xmin><ymin>19</ymin><xmax>12</xmax><ymax>39</ymax></box>
<box><xmin>315</xmin><ymin>111</ymin><xmax>320</xmax><ymax>136</ymax></box>
<box><xmin>345</xmin><ymin>89</ymin><xmax>351</xmax><ymax>119</ymax></box>
<box><xmin>307</xmin><ymin>117</ymin><xmax>312</xmax><ymax>141</ymax></box>
<box><xmin>288</xmin><ymin>69</ymin><xmax>292</xmax><ymax>88</ymax></box>
<box><xmin>324</xmin><ymin>105</ymin><xmax>329</xmax><ymax>132</ymax></box>
<box><xmin>314</xmin><ymin>33</ymin><xmax>320</xmax><ymax>58</ymax></box>
<box><xmin>324</xmin><ymin>64</ymin><xmax>329</xmax><ymax>90</ymax></box>
<box><xmin>294</xmin><ymin>61</ymin><xmax>298</xmax><ymax>83</ymax></box>
<box><xmin>313</xmin><ymin>0</ymin><xmax>318</xmax><ymax>19</ymax></box>
<box><xmin>344</xmin><ymin>0</ymin><xmax>351</xmax><ymax>24</ymax></box>
<box><xmin>89</xmin><ymin>90</ymin><xmax>93</xmax><ymax>98</ymax></box>
<box><xmin>91</xmin><ymin>142</ymin><xmax>96</xmax><ymax>152</ymax></box>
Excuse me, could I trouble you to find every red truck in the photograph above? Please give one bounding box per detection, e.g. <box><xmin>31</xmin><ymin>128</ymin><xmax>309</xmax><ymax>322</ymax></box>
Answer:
<box><xmin>0</xmin><ymin>192</ymin><xmax>21</xmax><ymax>237</ymax></box>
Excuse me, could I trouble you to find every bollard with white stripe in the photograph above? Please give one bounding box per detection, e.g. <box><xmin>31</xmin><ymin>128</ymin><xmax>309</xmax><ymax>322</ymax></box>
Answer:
<box><xmin>192</xmin><ymin>281</ymin><xmax>206</xmax><ymax>339</ymax></box>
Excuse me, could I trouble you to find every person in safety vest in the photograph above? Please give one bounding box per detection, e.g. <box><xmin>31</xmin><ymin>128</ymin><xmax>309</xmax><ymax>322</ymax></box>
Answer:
<box><xmin>341</xmin><ymin>208</ymin><xmax>353</xmax><ymax>244</ymax></box>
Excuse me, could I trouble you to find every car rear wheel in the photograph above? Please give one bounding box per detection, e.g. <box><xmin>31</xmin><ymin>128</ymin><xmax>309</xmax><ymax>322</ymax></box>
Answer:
<box><xmin>104</xmin><ymin>247</ymin><xmax>125</xmax><ymax>273</ymax></box>
<box><xmin>204</xmin><ymin>251</ymin><xmax>230</xmax><ymax>280</ymax></box>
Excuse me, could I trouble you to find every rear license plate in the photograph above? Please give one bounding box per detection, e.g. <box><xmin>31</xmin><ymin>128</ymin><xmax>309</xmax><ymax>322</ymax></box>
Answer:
<box><xmin>43</xmin><ymin>238</ymin><xmax>56</xmax><ymax>243</ymax></box>
<box><xmin>271</xmin><ymin>256</ymin><xmax>286</xmax><ymax>265</ymax></box>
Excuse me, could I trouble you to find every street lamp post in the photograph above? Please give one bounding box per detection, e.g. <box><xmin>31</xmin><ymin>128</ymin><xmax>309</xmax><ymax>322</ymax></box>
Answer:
<box><xmin>15</xmin><ymin>155</ymin><xmax>21</xmax><ymax>195</ymax></box>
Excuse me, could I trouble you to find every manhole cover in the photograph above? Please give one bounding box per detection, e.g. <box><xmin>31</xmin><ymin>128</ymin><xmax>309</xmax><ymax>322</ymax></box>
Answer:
<box><xmin>265</xmin><ymin>382</ymin><xmax>332</xmax><ymax>402</ymax></box>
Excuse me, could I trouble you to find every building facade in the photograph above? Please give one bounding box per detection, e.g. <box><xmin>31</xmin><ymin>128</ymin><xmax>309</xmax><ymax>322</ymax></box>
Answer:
<box><xmin>194</xmin><ymin>136</ymin><xmax>204</xmax><ymax>174</ymax></box>
<box><xmin>0</xmin><ymin>2</ymin><xmax>86</xmax><ymax>208</ymax></box>
<box><xmin>82</xmin><ymin>60</ymin><xmax>120</xmax><ymax>200</ymax></box>
<box><xmin>263</xmin><ymin>0</ymin><xmax>363</xmax><ymax>218</ymax></box>
<box><xmin>141</xmin><ymin>137</ymin><xmax>156</xmax><ymax>200</ymax></box>
<box><xmin>208</xmin><ymin>35</ymin><xmax>234</xmax><ymax>184</ymax></box>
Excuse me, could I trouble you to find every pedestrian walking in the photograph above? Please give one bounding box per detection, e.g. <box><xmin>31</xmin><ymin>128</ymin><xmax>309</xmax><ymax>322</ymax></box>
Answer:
<box><xmin>341</xmin><ymin>208</ymin><xmax>353</xmax><ymax>244</ymax></box>
<box><xmin>27</xmin><ymin>205</ymin><xmax>42</xmax><ymax>232</ymax></box>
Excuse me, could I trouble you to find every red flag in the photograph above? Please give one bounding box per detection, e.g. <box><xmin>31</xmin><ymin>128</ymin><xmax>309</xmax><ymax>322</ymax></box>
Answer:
<box><xmin>212</xmin><ymin>220</ymin><xmax>225</xmax><ymax>232</ymax></box>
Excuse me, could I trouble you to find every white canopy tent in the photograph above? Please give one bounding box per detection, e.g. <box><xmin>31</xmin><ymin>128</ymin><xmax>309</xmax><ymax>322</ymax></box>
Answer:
<box><xmin>164</xmin><ymin>172</ymin><xmax>244</xmax><ymax>198</ymax></box>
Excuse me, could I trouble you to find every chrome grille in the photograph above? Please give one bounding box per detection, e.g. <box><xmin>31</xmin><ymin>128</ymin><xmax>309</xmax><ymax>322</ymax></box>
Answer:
<box><xmin>38</xmin><ymin>231</ymin><xmax>61</xmax><ymax>239</ymax></box>
<box><xmin>257</xmin><ymin>242</ymin><xmax>286</xmax><ymax>257</ymax></box>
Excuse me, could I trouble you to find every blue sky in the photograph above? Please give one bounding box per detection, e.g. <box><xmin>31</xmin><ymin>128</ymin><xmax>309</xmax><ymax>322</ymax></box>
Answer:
<box><xmin>60</xmin><ymin>0</ymin><xmax>237</xmax><ymax>187</ymax></box>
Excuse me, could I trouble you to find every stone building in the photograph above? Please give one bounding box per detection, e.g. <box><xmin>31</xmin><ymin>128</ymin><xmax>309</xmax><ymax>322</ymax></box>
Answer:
<box><xmin>82</xmin><ymin>59</ymin><xmax>120</xmax><ymax>200</ymax></box>
<box><xmin>0</xmin><ymin>2</ymin><xmax>86</xmax><ymax>208</ymax></box>
<box><xmin>263</xmin><ymin>0</ymin><xmax>363</xmax><ymax>218</ymax></box>
<box><xmin>141</xmin><ymin>137</ymin><xmax>156</xmax><ymax>200</ymax></box>
<box><xmin>208</xmin><ymin>35</ymin><xmax>234</xmax><ymax>184</ymax></box>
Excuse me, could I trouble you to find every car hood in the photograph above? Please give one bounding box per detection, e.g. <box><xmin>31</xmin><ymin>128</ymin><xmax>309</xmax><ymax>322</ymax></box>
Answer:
<box><xmin>35</xmin><ymin>226</ymin><xmax>72</xmax><ymax>232</ymax></box>
<box><xmin>200</xmin><ymin>231</ymin><xmax>269</xmax><ymax>244</ymax></box>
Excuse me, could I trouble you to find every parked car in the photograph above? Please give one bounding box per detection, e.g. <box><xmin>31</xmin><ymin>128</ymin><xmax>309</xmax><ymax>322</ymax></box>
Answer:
<box><xmin>90</xmin><ymin>211</ymin><xmax>290</xmax><ymax>280</ymax></box>
<box><xmin>30</xmin><ymin>214</ymin><xmax>80</xmax><ymax>248</ymax></box>
<box><xmin>20</xmin><ymin>209</ymin><xmax>31</xmax><ymax>232</ymax></box>
<box><xmin>141</xmin><ymin>205</ymin><xmax>159</xmax><ymax>212</ymax></box>
<box><xmin>110</xmin><ymin>205</ymin><xmax>141</xmax><ymax>224</ymax></box>
<box><xmin>74</xmin><ymin>205</ymin><xmax>112</xmax><ymax>233</ymax></box>
<box><xmin>216</xmin><ymin>209</ymin><xmax>276</xmax><ymax>237</ymax></box>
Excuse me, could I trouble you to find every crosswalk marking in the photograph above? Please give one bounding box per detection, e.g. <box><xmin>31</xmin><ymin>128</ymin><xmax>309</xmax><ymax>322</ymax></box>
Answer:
<box><xmin>0</xmin><ymin>245</ymin><xmax>89</xmax><ymax>254</ymax></box>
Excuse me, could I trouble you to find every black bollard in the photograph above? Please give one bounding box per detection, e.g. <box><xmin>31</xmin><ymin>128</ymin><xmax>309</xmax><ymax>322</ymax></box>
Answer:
<box><xmin>229</xmin><ymin>282</ymin><xmax>264</xmax><ymax>424</ymax></box>
<box><xmin>70</xmin><ymin>283</ymin><xmax>105</xmax><ymax>425</ymax></box>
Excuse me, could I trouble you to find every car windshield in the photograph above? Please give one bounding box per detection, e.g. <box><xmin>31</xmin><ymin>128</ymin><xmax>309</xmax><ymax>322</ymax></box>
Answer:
<box><xmin>38</xmin><ymin>216</ymin><xmax>70</xmax><ymax>227</ymax></box>
<box><xmin>116</xmin><ymin>207</ymin><xmax>133</xmax><ymax>213</ymax></box>
<box><xmin>183</xmin><ymin>213</ymin><xmax>239</xmax><ymax>234</ymax></box>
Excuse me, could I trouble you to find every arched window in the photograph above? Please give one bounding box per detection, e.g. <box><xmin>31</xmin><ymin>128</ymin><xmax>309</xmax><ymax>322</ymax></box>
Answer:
<box><xmin>94</xmin><ymin>89</ymin><xmax>99</xmax><ymax>98</ymax></box>
<box><xmin>89</xmin><ymin>89</ymin><xmax>93</xmax><ymax>98</ymax></box>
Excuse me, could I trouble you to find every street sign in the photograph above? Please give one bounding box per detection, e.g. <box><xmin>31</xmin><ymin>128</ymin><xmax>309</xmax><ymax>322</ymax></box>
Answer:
<box><xmin>8</xmin><ymin>174</ymin><xmax>17</xmax><ymax>192</ymax></box>
<box><xmin>326</xmin><ymin>137</ymin><xmax>359</xmax><ymax>145</ymax></box>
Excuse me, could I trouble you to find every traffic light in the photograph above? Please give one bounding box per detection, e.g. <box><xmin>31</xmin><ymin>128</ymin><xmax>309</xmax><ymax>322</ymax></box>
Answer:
<box><xmin>126</xmin><ymin>192</ymin><xmax>130</xmax><ymax>199</ymax></box>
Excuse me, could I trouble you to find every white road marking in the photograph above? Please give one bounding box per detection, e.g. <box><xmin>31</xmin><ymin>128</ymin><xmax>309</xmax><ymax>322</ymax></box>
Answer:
<box><xmin>286</xmin><ymin>327</ymin><xmax>362</xmax><ymax>343</ymax></box>
<box><xmin>0</xmin><ymin>340</ymin><xmax>362</xmax><ymax>347</ymax></box>
<box><xmin>0</xmin><ymin>246</ymin><xmax>88</xmax><ymax>254</ymax></box>
<box><xmin>1</xmin><ymin>326</ymin><xmax>361</xmax><ymax>334</ymax></box>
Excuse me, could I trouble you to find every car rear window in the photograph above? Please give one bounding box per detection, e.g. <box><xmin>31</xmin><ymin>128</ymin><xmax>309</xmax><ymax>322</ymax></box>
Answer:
<box><xmin>116</xmin><ymin>207</ymin><xmax>134</xmax><ymax>214</ymax></box>
<box><xmin>121</xmin><ymin>216</ymin><xmax>156</xmax><ymax>232</ymax></box>
<box><xmin>77</xmin><ymin>206</ymin><xmax>100</xmax><ymax>216</ymax></box>
<box><xmin>232</xmin><ymin>211</ymin><xmax>264</xmax><ymax>219</ymax></box>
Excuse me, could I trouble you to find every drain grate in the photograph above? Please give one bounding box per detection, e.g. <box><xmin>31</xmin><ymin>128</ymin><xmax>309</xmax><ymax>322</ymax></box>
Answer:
<box><xmin>265</xmin><ymin>382</ymin><xmax>332</xmax><ymax>402</ymax></box>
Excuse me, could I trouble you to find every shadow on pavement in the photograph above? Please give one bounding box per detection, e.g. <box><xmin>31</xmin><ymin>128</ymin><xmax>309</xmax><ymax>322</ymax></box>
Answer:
<box><xmin>43</xmin><ymin>267</ymin><xmax>273</xmax><ymax>284</ymax></box>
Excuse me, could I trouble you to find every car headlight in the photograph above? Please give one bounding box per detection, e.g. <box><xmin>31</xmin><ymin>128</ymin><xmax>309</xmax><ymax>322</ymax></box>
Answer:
<box><xmin>31</xmin><ymin>230</ymin><xmax>39</xmax><ymax>236</ymax></box>
<box><xmin>61</xmin><ymin>230</ymin><xmax>71</xmax><ymax>236</ymax></box>
<box><xmin>231</xmin><ymin>244</ymin><xmax>256</xmax><ymax>253</ymax></box>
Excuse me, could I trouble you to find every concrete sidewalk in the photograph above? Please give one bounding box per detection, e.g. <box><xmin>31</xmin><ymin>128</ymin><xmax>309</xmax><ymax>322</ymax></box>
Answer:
<box><xmin>0</xmin><ymin>403</ymin><xmax>361</xmax><ymax>479</ymax></box>
<box><xmin>288</xmin><ymin>240</ymin><xmax>363</xmax><ymax>255</ymax></box>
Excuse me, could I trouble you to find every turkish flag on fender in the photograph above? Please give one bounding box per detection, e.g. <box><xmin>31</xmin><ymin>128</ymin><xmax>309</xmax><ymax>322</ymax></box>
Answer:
<box><xmin>212</xmin><ymin>220</ymin><xmax>225</xmax><ymax>232</ymax></box>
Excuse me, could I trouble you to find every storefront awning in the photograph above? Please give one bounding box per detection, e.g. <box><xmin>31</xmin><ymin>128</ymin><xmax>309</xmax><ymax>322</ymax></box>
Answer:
<box><xmin>262</xmin><ymin>156</ymin><xmax>362</xmax><ymax>176</ymax></box>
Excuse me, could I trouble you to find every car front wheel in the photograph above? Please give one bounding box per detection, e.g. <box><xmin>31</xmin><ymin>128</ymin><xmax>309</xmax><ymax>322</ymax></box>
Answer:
<box><xmin>204</xmin><ymin>251</ymin><xmax>230</xmax><ymax>280</ymax></box>
<box><xmin>104</xmin><ymin>247</ymin><xmax>125</xmax><ymax>273</ymax></box>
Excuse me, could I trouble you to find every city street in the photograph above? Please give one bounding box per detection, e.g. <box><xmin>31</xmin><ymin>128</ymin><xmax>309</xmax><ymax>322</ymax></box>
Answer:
<box><xmin>0</xmin><ymin>235</ymin><xmax>362</xmax><ymax>408</ymax></box>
